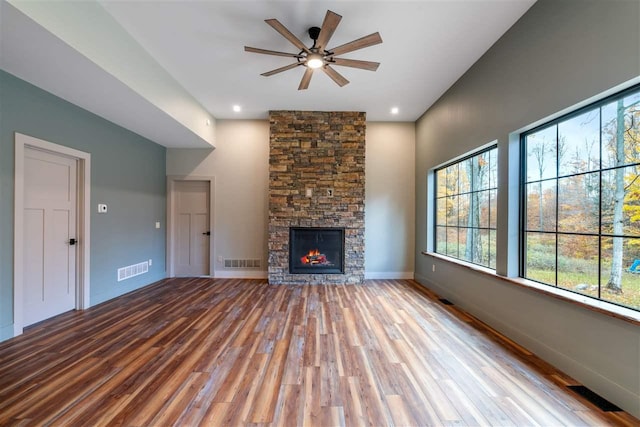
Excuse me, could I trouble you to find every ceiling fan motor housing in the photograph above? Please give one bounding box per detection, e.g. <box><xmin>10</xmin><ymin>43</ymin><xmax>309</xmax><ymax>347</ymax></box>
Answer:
<box><xmin>308</xmin><ymin>26</ymin><xmax>321</xmax><ymax>42</ymax></box>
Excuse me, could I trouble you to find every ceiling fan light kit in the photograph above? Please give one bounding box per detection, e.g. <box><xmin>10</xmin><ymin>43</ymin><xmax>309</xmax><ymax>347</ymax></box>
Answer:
<box><xmin>244</xmin><ymin>10</ymin><xmax>382</xmax><ymax>90</ymax></box>
<box><xmin>305</xmin><ymin>53</ymin><xmax>324</xmax><ymax>69</ymax></box>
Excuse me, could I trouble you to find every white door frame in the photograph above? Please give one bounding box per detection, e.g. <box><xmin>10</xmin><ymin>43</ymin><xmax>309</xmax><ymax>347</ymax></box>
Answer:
<box><xmin>166</xmin><ymin>175</ymin><xmax>214</xmax><ymax>277</ymax></box>
<box><xmin>14</xmin><ymin>133</ymin><xmax>91</xmax><ymax>336</ymax></box>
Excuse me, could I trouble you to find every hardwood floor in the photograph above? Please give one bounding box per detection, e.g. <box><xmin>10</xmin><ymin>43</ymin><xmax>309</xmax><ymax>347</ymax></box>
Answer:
<box><xmin>0</xmin><ymin>278</ymin><xmax>636</xmax><ymax>426</ymax></box>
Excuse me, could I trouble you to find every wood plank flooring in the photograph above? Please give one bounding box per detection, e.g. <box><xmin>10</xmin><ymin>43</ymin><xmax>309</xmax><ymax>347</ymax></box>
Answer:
<box><xmin>0</xmin><ymin>278</ymin><xmax>637</xmax><ymax>426</ymax></box>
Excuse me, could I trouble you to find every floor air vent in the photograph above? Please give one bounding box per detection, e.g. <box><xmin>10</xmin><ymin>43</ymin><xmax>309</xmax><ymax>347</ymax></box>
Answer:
<box><xmin>224</xmin><ymin>259</ymin><xmax>261</xmax><ymax>269</ymax></box>
<box><xmin>439</xmin><ymin>298</ymin><xmax>454</xmax><ymax>305</ymax></box>
<box><xmin>566</xmin><ymin>385</ymin><xmax>622</xmax><ymax>412</ymax></box>
<box><xmin>117</xmin><ymin>261</ymin><xmax>149</xmax><ymax>282</ymax></box>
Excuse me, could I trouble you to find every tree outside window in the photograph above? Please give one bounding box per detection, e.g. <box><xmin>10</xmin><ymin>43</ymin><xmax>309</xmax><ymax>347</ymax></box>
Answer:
<box><xmin>523</xmin><ymin>86</ymin><xmax>640</xmax><ymax>312</ymax></box>
<box><xmin>435</xmin><ymin>147</ymin><xmax>498</xmax><ymax>269</ymax></box>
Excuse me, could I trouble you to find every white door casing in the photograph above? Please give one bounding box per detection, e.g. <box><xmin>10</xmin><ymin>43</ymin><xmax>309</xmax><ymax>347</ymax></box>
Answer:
<box><xmin>14</xmin><ymin>133</ymin><xmax>90</xmax><ymax>336</ymax></box>
<box><xmin>23</xmin><ymin>148</ymin><xmax>77</xmax><ymax>325</ymax></box>
<box><xmin>167</xmin><ymin>176</ymin><xmax>214</xmax><ymax>277</ymax></box>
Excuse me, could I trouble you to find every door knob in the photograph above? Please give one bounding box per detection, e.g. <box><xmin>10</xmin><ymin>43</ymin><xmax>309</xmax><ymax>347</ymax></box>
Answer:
<box><xmin>69</xmin><ymin>238</ymin><xmax>77</xmax><ymax>245</ymax></box>
<box><xmin>202</xmin><ymin>231</ymin><xmax>211</xmax><ymax>236</ymax></box>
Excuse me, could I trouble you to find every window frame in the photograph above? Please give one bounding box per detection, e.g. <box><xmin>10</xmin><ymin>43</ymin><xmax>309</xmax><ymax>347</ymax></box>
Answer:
<box><xmin>434</xmin><ymin>144</ymin><xmax>498</xmax><ymax>269</ymax></box>
<box><xmin>520</xmin><ymin>83</ymin><xmax>640</xmax><ymax>312</ymax></box>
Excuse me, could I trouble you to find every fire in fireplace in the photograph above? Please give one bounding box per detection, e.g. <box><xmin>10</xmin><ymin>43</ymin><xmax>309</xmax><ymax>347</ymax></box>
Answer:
<box><xmin>289</xmin><ymin>227</ymin><xmax>345</xmax><ymax>274</ymax></box>
<box><xmin>300</xmin><ymin>249</ymin><xmax>330</xmax><ymax>266</ymax></box>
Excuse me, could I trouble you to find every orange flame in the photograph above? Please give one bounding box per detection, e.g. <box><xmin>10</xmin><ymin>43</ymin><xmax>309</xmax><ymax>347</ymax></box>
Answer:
<box><xmin>300</xmin><ymin>249</ymin><xmax>327</xmax><ymax>265</ymax></box>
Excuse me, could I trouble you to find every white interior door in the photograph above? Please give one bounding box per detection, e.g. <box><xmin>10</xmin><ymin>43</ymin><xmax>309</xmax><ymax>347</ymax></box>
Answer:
<box><xmin>175</xmin><ymin>180</ymin><xmax>210</xmax><ymax>276</ymax></box>
<box><xmin>23</xmin><ymin>147</ymin><xmax>77</xmax><ymax>326</ymax></box>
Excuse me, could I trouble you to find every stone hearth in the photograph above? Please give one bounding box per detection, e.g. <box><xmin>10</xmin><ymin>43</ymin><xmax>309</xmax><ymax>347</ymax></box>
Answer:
<box><xmin>268</xmin><ymin>111</ymin><xmax>365</xmax><ymax>285</ymax></box>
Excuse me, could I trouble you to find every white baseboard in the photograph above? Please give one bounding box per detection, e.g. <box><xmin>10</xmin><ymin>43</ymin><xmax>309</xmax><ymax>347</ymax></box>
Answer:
<box><xmin>365</xmin><ymin>271</ymin><xmax>414</xmax><ymax>280</ymax></box>
<box><xmin>214</xmin><ymin>270</ymin><xmax>268</xmax><ymax>279</ymax></box>
<box><xmin>414</xmin><ymin>272</ymin><xmax>429</xmax><ymax>284</ymax></box>
<box><xmin>213</xmin><ymin>271</ymin><xmax>415</xmax><ymax>280</ymax></box>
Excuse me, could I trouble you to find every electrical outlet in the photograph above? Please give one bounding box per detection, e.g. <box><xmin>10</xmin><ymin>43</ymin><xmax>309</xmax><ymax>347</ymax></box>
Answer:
<box><xmin>149</xmin><ymin>259</ymin><xmax>152</xmax><ymax>266</ymax></box>
<box><xmin>218</xmin><ymin>256</ymin><xmax>223</xmax><ymax>263</ymax></box>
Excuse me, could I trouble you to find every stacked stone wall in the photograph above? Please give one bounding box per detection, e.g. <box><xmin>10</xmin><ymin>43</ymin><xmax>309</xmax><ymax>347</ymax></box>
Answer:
<box><xmin>268</xmin><ymin>111</ymin><xmax>365</xmax><ymax>285</ymax></box>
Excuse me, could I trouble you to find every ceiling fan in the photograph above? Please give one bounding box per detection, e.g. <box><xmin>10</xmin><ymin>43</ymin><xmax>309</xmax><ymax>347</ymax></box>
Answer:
<box><xmin>244</xmin><ymin>10</ymin><xmax>382</xmax><ymax>90</ymax></box>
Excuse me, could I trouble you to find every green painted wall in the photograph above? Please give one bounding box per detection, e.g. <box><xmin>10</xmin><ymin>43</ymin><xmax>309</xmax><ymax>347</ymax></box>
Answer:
<box><xmin>0</xmin><ymin>70</ymin><xmax>167</xmax><ymax>340</ymax></box>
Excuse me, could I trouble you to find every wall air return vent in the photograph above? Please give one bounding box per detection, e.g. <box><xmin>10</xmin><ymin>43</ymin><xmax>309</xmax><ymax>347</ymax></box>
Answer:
<box><xmin>117</xmin><ymin>261</ymin><xmax>149</xmax><ymax>282</ymax></box>
<box><xmin>224</xmin><ymin>259</ymin><xmax>262</xmax><ymax>269</ymax></box>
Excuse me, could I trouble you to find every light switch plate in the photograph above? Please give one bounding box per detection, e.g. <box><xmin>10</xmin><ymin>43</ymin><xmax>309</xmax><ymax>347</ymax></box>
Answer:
<box><xmin>155</xmin><ymin>221</ymin><xmax>160</xmax><ymax>229</ymax></box>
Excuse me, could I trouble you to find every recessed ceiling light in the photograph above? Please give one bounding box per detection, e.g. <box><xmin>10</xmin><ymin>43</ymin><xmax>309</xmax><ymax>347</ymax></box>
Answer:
<box><xmin>391</xmin><ymin>107</ymin><xmax>399</xmax><ymax>115</ymax></box>
<box><xmin>233</xmin><ymin>105</ymin><xmax>242</xmax><ymax>113</ymax></box>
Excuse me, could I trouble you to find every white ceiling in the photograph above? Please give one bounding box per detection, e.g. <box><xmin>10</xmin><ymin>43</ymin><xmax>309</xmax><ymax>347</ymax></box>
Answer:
<box><xmin>1</xmin><ymin>0</ymin><xmax>536</xmax><ymax>147</ymax></box>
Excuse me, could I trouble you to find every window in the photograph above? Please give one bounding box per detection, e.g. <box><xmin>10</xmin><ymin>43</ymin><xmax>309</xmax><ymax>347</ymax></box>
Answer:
<box><xmin>522</xmin><ymin>85</ymin><xmax>640</xmax><ymax>312</ymax></box>
<box><xmin>435</xmin><ymin>146</ymin><xmax>498</xmax><ymax>269</ymax></box>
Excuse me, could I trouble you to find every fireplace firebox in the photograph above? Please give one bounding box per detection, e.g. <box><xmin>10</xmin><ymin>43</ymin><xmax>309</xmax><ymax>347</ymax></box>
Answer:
<box><xmin>289</xmin><ymin>227</ymin><xmax>345</xmax><ymax>274</ymax></box>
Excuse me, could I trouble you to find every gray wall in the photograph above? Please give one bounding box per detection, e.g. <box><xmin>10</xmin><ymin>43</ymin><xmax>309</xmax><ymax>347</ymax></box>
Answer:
<box><xmin>167</xmin><ymin>120</ymin><xmax>416</xmax><ymax>279</ymax></box>
<box><xmin>415</xmin><ymin>0</ymin><xmax>640</xmax><ymax>417</ymax></box>
<box><xmin>365</xmin><ymin>122</ymin><xmax>415</xmax><ymax>277</ymax></box>
<box><xmin>166</xmin><ymin>120</ymin><xmax>270</xmax><ymax>278</ymax></box>
<box><xmin>0</xmin><ymin>70</ymin><xmax>167</xmax><ymax>340</ymax></box>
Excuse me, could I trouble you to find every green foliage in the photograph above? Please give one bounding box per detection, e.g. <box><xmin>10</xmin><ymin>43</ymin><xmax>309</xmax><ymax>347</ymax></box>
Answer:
<box><xmin>527</xmin><ymin>244</ymin><xmax>596</xmax><ymax>274</ymax></box>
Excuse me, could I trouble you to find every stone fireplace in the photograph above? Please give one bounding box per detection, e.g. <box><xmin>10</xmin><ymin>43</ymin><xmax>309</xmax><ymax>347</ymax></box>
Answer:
<box><xmin>268</xmin><ymin>111</ymin><xmax>365</xmax><ymax>285</ymax></box>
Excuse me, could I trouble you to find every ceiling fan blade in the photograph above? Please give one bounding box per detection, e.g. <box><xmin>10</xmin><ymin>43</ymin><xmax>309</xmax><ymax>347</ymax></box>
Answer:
<box><xmin>316</xmin><ymin>10</ymin><xmax>342</xmax><ymax>50</ymax></box>
<box><xmin>265</xmin><ymin>19</ymin><xmax>311</xmax><ymax>54</ymax></box>
<box><xmin>322</xmin><ymin>66</ymin><xmax>349</xmax><ymax>87</ymax></box>
<box><xmin>329</xmin><ymin>32</ymin><xmax>383</xmax><ymax>56</ymax></box>
<box><xmin>261</xmin><ymin>63</ymin><xmax>302</xmax><ymax>77</ymax></box>
<box><xmin>332</xmin><ymin>58</ymin><xmax>380</xmax><ymax>71</ymax></box>
<box><xmin>298</xmin><ymin>68</ymin><xmax>313</xmax><ymax>90</ymax></box>
<box><xmin>244</xmin><ymin>46</ymin><xmax>302</xmax><ymax>58</ymax></box>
